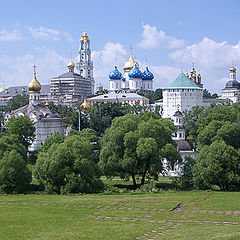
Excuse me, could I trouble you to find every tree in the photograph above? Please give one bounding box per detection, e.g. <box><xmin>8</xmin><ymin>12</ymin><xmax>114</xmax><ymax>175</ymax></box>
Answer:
<box><xmin>99</xmin><ymin>113</ymin><xmax>180</xmax><ymax>188</ymax></box>
<box><xmin>0</xmin><ymin>149</ymin><xmax>32</xmax><ymax>193</ymax></box>
<box><xmin>35</xmin><ymin>135</ymin><xmax>103</xmax><ymax>194</ymax></box>
<box><xmin>193</xmin><ymin>141</ymin><xmax>240</xmax><ymax>190</ymax></box>
<box><xmin>0</xmin><ymin>134</ymin><xmax>27</xmax><ymax>159</ymax></box>
<box><xmin>39</xmin><ymin>132</ymin><xmax>65</xmax><ymax>153</ymax></box>
<box><xmin>7</xmin><ymin>116</ymin><xmax>35</xmax><ymax>149</ymax></box>
<box><xmin>89</xmin><ymin>102</ymin><xmax>127</xmax><ymax>135</ymax></box>
<box><xmin>5</xmin><ymin>94</ymin><xmax>28</xmax><ymax>112</ymax></box>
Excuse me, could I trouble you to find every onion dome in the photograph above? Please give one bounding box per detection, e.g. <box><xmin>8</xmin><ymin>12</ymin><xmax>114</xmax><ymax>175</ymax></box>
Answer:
<box><xmin>109</xmin><ymin>66</ymin><xmax>122</xmax><ymax>80</ymax></box>
<box><xmin>142</xmin><ymin>67</ymin><xmax>154</xmax><ymax>80</ymax></box>
<box><xmin>81</xmin><ymin>99</ymin><xmax>91</xmax><ymax>112</ymax></box>
<box><xmin>67</xmin><ymin>59</ymin><xmax>75</xmax><ymax>72</ymax></box>
<box><xmin>230</xmin><ymin>65</ymin><xmax>236</xmax><ymax>73</ymax></box>
<box><xmin>173</xmin><ymin>110</ymin><xmax>183</xmax><ymax>116</ymax></box>
<box><xmin>81</xmin><ymin>30</ymin><xmax>89</xmax><ymax>42</ymax></box>
<box><xmin>190</xmin><ymin>66</ymin><xmax>196</xmax><ymax>74</ymax></box>
<box><xmin>225</xmin><ymin>80</ymin><xmax>239</xmax><ymax>89</ymax></box>
<box><xmin>0</xmin><ymin>87</ymin><xmax>5</xmax><ymax>93</ymax></box>
<box><xmin>128</xmin><ymin>64</ymin><xmax>142</xmax><ymax>79</ymax></box>
<box><xmin>123</xmin><ymin>54</ymin><xmax>139</xmax><ymax>72</ymax></box>
<box><xmin>28</xmin><ymin>72</ymin><xmax>41</xmax><ymax>93</ymax></box>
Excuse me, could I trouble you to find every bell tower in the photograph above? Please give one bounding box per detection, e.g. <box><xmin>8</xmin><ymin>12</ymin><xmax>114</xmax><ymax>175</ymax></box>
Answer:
<box><xmin>76</xmin><ymin>29</ymin><xmax>94</xmax><ymax>94</ymax></box>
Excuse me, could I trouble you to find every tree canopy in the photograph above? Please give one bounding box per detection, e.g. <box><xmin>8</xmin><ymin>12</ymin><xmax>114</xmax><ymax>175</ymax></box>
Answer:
<box><xmin>99</xmin><ymin>113</ymin><xmax>180</xmax><ymax>187</ymax></box>
<box><xmin>35</xmin><ymin>135</ymin><xmax>103</xmax><ymax>194</ymax></box>
<box><xmin>7</xmin><ymin>116</ymin><xmax>35</xmax><ymax>149</ymax></box>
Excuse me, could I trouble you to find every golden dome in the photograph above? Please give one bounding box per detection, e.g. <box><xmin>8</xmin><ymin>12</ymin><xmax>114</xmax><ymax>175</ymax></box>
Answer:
<box><xmin>80</xmin><ymin>30</ymin><xmax>89</xmax><ymax>42</ymax></box>
<box><xmin>0</xmin><ymin>87</ymin><xmax>5</xmax><ymax>93</ymax></box>
<box><xmin>230</xmin><ymin>65</ymin><xmax>236</xmax><ymax>73</ymax></box>
<box><xmin>67</xmin><ymin>59</ymin><xmax>75</xmax><ymax>72</ymax></box>
<box><xmin>67</xmin><ymin>59</ymin><xmax>75</xmax><ymax>68</ymax></box>
<box><xmin>190</xmin><ymin>66</ymin><xmax>196</xmax><ymax>74</ymax></box>
<box><xmin>28</xmin><ymin>72</ymin><xmax>41</xmax><ymax>93</ymax></box>
<box><xmin>81</xmin><ymin>99</ymin><xmax>91</xmax><ymax>112</ymax></box>
<box><xmin>123</xmin><ymin>54</ymin><xmax>139</xmax><ymax>72</ymax></box>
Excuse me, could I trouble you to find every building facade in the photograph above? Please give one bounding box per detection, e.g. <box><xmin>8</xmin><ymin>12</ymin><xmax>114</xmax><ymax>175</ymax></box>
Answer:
<box><xmin>162</xmin><ymin>70</ymin><xmax>203</xmax><ymax>119</ymax></box>
<box><xmin>6</xmin><ymin>70</ymin><xmax>64</xmax><ymax>151</ymax></box>
<box><xmin>49</xmin><ymin>58</ymin><xmax>92</xmax><ymax>107</ymax></box>
<box><xmin>108</xmin><ymin>50</ymin><xmax>154</xmax><ymax>92</ymax></box>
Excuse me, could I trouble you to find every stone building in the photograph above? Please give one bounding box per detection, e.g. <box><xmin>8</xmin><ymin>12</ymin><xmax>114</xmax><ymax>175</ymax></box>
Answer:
<box><xmin>6</xmin><ymin>69</ymin><xmax>64</xmax><ymax>151</ymax></box>
<box><xmin>49</xmin><ymin>59</ymin><xmax>91</xmax><ymax>107</ymax></box>
<box><xmin>162</xmin><ymin>71</ymin><xmax>203</xmax><ymax>119</ymax></box>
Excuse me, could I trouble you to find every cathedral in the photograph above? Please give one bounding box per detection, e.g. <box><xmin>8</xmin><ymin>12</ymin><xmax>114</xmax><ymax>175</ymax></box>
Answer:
<box><xmin>5</xmin><ymin>68</ymin><xmax>64</xmax><ymax>151</ymax></box>
<box><xmin>109</xmin><ymin>50</ymin><xmax>154</xmax><ymax>92</ymax></box>
<box><xmin>49</xmin><ymin>30</ymin><xmax>94</xmax><ymax>107</ymax></box>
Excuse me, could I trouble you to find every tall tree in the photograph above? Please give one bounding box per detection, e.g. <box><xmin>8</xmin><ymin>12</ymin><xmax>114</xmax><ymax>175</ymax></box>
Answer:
<box><xmin>5</xmin><ymin>94</ymin><xmax>28</xmax><ymax>112</ymax></box>
<box><xmin>7</xmin><ymin>116</ymin><xmax>35</xmax><ymax>149</ymax></box>
<box><xmin>99</xmin><ymin>113</ymin><xmax>180</xmax><ymax>187</ymax></box>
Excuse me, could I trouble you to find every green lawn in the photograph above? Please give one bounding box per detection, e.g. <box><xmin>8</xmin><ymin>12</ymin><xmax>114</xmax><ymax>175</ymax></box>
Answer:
<box><xmin>0</xmin><ymin>191</ymin><xmax>240</xmax><ymax>239</ymax></box>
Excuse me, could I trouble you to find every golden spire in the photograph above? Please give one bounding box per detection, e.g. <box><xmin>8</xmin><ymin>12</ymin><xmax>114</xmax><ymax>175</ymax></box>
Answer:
<box><xmin>81</xmin><ymin>99</ymin><xmax>91</xmax><ymax>112</ymax></box>
<box><xmin>123</xmin><ymin>47</ymin><xmax>139</xmax><ymax>72</ymax></box>
<box><xmin>0</xmin><ymin>79</ymin><xmax>5</xmax><ymax>93</ymax></box>
<box><xmin>28</xmin><ymin>63</ymin><xmax>41</xmax><ymax>93</ymax></box>
<box><xmin>67</xmin><ymin>58</ymin><xmax>75</xmax><ymax>72</ymax></box>
<box><xmin>230</xmin><ymin>63</ymin><xmax>236</xmax><ymax>73</ymax></box>
<box><xmin>80</xmin><ymin>29</ymin><xmax>89</xmax><ymax>42</ymax></box>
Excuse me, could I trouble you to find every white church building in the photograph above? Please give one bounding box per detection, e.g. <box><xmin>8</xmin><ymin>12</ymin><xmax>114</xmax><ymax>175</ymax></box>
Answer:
<box><xmin>6</xmin><ymin>69</ymin><xmax>64</xmax><ymax>151</ymax></box>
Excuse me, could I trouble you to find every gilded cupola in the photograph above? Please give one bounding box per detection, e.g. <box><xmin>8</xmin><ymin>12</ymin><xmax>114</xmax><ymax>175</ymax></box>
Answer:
<box><xmin>28</xmin><ymin>72</ymin><xmax>41</xmax><ymax>93</ymax></box>
<box><xmin>81</xmin><ymin>30</ymin><xmax>89</xmax><ymax>42</ymax></box>
<box><xmin>123</xmin><ymin>48</ymin><xmax>139</xmax><ymax>72</ymax></box>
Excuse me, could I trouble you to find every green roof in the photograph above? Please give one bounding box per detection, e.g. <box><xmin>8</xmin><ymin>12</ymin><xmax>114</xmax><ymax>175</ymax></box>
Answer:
<box><xmin>167</xmin><ymin>72</ymin><xmax>201</xmax><ymax>89</ymax></box>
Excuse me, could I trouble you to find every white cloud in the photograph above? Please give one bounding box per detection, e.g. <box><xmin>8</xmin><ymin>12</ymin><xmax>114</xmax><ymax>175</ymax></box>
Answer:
<box><xmin>29</xmin><ymin>26</ymin><xmax>61</xmax><ymax>41</ymax></box>
<box><xmin>92</xmin><ymin>42</ymin><xmax>128</xmax><ymax>88</ymax></box>
<box><xmin>137</xmin><ymin>24</ymin><xmax>184</xmax><ymax>49</ymax></box>
<box><xmin>0</xmin><ymin>29</ymin><xmax>23</xmax><ymax>41</ymax></box>
<box><xmin>149</xmin><ymin>65</ymin><xmax>181</xmax><ymax>89</ymax></box>
<box><xmin>28</xmin><ymin>26</ymin><xmax>74</xmax><ymax>42</ymax></box>
<box><xmin>169</xmin><ymin>37</ymin><xmax>240</xmax><ymax>93</ymax></box>
<box><xmin>169</xmin><ymin>38</ymin><xmax>240</xmax><ymax>69</ymax></box>
<box><xmin>0</xmin><ymin>47</ymin><xmax>68</xmax><ymax>87</ymax></box>
<box><xmin>63</xmin><ymin>32</ymin><xmax>74</xmax><ymax>42</ymax></box>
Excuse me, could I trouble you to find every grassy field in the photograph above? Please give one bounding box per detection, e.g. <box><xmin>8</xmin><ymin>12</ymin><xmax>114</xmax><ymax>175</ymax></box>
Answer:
<box><xmin>0</xmin><ymin>191</ymin><xmax>240</xmax><ymax>240</ymax></box>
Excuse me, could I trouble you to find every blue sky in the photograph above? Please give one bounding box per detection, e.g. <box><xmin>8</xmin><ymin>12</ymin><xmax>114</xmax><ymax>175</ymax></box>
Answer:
<box><xmin>0</xmin><ymin>0</ymin><xmax>240</xmax><ymax>94</ymax></box>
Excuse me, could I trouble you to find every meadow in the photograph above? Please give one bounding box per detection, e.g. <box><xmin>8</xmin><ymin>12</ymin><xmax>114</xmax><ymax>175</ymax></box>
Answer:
<box><xmin>0</xmin><ymin>190</ymin><xmax>240</xmax><ymax>240</ymax></box>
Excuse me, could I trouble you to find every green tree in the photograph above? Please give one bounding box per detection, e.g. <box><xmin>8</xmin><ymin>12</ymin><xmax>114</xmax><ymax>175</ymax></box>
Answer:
<box><xmin>5</xmin><ymin>94</ymin><xmax>28</xmax><ymax>112</ymax></box>
<box><xmin>39</xmin><ymin>132</ymin><xmax>65</xmax><ymax>153</ymax></box>
<box><xmin>193</xmin><ymin>141</ymin><xmax>240</xmax><ymax>190</ymax></box>
<box><xmin>99</xmin><ymin>113</ymin><xmax>180</xmax><ymax>187</ymax></box>
<box><xmin>7</xmin><ymin>116</ymin><xmax>35</xmax><ymax>149</ymax></box>
<box><xmin>0</xmin><ymin>134</ymin><xmax>27</xmax><ymax>159</ymax></box>
<box><xmin>35</xmin><ymin>135</ymin><xmax>103</xmax><ymax>194</ymax></box>
<box><xmin>0</xmin><ymin>149</ymin><xmax>32</xmax><ymax>193</ymax></box>
<box><xmin>89</xmin><ymin>102</ymin><xmax>127</xmax><ymax>135</ymax></box>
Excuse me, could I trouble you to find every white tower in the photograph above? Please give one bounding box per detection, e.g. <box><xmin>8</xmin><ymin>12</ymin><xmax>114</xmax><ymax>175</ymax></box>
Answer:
<box><xmin>76</xmin><ymin>29</ymin><xmax>94</xmax><ymax>94</ymax></box>
<box><xmin>172</xmin><ymin>109</ymin><xmax>185</xmax><ymax>140</ymax></box>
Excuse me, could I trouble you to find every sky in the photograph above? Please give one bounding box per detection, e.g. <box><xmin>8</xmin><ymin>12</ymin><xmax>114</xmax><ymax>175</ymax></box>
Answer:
<box><xmin>0</xmin><ymin>0</ymin><xmax>240</xmax><ymax>94</ymax></box>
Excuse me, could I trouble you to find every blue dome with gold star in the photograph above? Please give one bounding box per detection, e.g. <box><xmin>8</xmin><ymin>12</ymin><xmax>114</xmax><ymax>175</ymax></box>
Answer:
<box><xmin>128</xmin><ymin>64</ymin><xmax>142</xmax><ymax>79</ymax></box>
<box><xmin>109</xmin><ymin>66</ymin><xmax>122</xmax><ymax>80</ymax></box>
<box><xmin>142</xmin><ymin>67</ymin><xmax>154</xmax><ymax>80</ymax></box>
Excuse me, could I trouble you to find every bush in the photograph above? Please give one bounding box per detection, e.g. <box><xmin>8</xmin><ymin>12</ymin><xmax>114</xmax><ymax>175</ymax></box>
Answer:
<box><xmin>0</xmin><ymin>150</ymin><xmax>32</xmax><ymax>193</ymax></box>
